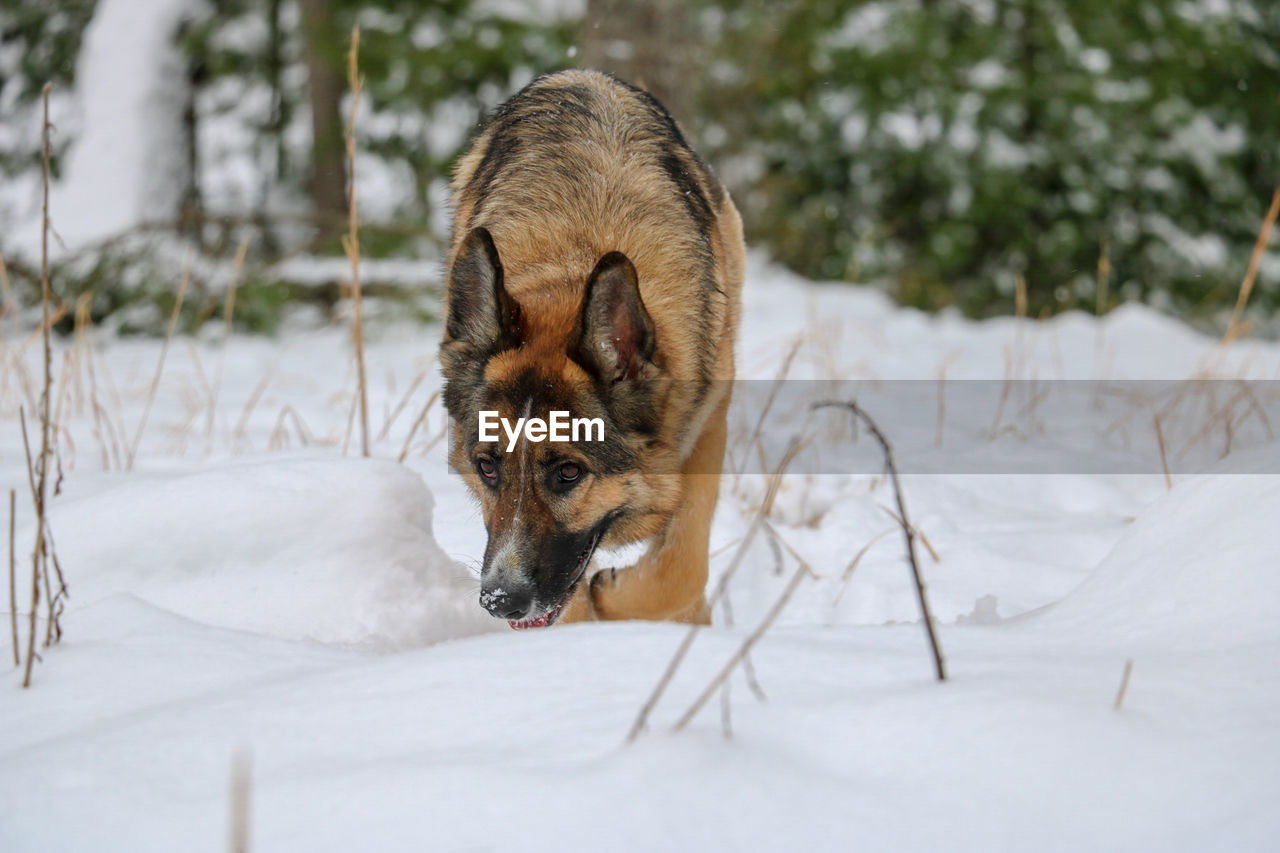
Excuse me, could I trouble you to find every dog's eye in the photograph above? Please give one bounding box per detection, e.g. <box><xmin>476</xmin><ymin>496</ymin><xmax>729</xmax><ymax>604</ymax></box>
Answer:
<box><xmin>476</xmin><ymin>457</ymin><xmax>498</xmax><ymax>484</ymax></box>
<box><xmin>557</xmin><ymin>462</ymin><xmax>582</xmax><ymax>484</ymax></box>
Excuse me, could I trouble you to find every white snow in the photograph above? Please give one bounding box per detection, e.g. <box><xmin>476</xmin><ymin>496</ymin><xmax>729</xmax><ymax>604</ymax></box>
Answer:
<box><xmin>9</xmin><ymin>0</ymin><xmax>201</xmax><ymax>258</ymax></box>
<box><xmin>1</xmin><ymin>252</ymin><xmax>1279</xmax><ymax>851</ymax></box>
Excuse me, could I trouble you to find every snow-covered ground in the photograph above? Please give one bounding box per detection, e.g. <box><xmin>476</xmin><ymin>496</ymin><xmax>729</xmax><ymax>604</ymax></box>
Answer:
<box><xmin>1</xmin><ymin>253</ymin><xmax>1278</xmax><ymax>851</ymax></box>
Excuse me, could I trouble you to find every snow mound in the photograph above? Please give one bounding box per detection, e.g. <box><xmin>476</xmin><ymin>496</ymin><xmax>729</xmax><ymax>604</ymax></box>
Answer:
<box><xmin>1039</xmin><ymin>442</ymin><xmax>1280</xmax><ymax>649</ymax></box>
<box><xmin>48</xmin><ymin>457</ymin><xmax>498</xmax><ymax>648</ymax></box>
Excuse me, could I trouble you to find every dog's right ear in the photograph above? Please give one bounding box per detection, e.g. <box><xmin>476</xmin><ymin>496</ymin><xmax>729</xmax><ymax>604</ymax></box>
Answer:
<box><xmin>445</xmin><ymin>227</ymin><xmax>521</xmax><ymax>351</ymax></box>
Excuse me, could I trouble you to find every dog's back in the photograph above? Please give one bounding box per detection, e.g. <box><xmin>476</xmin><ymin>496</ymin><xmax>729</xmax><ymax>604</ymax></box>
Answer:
<box><xmin>450</xmin><ymin>69</ymin><xmax>743</xmax><ymax>398</ymax></box>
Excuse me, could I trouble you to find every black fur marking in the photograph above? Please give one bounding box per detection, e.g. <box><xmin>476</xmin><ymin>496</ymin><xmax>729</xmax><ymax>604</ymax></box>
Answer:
<box><xmin>658</xmin><ymin>150</ymin><xmax>715</xmax><ymax>248</ymax></box>
<box><xmin>466</xmin><ymin>81</ymin><xmax>602</xmax><ymax>226</ymax></box>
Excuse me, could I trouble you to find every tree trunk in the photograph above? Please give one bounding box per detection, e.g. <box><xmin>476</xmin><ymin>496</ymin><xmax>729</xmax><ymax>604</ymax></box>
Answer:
<box><xmin>299</xmin><ymin>0</ymin><xmax>345</xmax><ymax>249</ymax></box>
<box><xmin>578</xmin><ymin>0</ymin><xmax>699</xmax><ymax>140</ymax></box>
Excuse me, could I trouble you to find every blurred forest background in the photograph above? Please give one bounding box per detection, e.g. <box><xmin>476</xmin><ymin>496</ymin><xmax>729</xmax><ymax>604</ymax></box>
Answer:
<box><xmin>0</xmin><ymin>0</ymin><xmax>1277</xmax><ymax>333</ymax></box>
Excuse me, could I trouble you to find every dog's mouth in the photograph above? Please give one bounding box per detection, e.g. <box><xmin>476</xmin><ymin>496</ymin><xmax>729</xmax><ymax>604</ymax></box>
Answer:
<box><xmin>508</xmin><ymin>528</ymin><xmax>602</xmax><ymax>631</ymax></box>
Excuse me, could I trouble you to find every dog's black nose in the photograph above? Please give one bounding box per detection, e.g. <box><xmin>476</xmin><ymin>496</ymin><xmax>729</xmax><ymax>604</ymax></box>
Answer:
<box><xmin>480</xmin><ymin>586</ymin><xmax>532</xmax><ymax>621</ymax></box>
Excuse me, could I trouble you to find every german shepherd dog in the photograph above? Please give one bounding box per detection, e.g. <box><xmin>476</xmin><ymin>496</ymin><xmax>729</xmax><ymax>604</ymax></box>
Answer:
<box><xmin>440</xmin><ymin>70</ymin><xmax>744</xmax><ymax>629</ymax></box>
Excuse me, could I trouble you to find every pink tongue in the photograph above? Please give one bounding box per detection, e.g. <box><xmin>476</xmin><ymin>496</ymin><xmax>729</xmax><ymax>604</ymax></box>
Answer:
<box><xmin>510</xmin><ymin>611</ymin><xmax>552</xmax><ymax>630</ymax></box>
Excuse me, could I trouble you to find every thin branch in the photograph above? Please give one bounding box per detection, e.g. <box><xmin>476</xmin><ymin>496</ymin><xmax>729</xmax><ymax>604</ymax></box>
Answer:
<box><xmin>20</xmin><ymin>410</ymin><xmax>41</xmax><ymax>687</ymax></box>
<box><xmin>815</xmin><ymin>399</ymin><xmax>947</xmax><ymax>681</ymax></box>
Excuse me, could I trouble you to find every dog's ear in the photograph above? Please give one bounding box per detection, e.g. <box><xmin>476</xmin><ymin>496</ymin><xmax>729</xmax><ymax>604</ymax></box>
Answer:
<box><xmin>445</xmin><ymin>227</ymin><xmax>521</xmax><ymax>351</ymax></box>
<box><xmin>576</xmin><ymin>252</ymin><xmax>655</xmax><ymax>383</ymax></box>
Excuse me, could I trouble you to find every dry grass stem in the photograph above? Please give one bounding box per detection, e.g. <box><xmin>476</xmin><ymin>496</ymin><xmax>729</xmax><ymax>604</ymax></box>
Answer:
<box><xmin>397</xmin><ymin>389</ymin><xmax>439</xmax><ymax>462</ymax></box>
<box><xmin>833</xmin><ymin>527</ymin><xmax>895</xmax><ymax>606</ymax></box>
<box><xmin>738</xmin><ymin>337</ymin><xmax>802</xmax><ymax>476</ymax></box>
<box><xmin>232</xmin><ymin>371</ymin><xmax>273</xmax><ymax>451</ymax></box>
<box><xmin>128</xmin><ymin>255</ymin><xmax>190</xmax><ymax>470</ymax></box>
<box><xmin>23</xmin><ymin>85</ymin><xmax>58</xmax><ymax>686</ymax></box>
<box><xmin>1153</xmin><ymin>414</ymin><xmax>1172</xmax><ymax>490</ymax></box>
<box><xmin>935</xmin><ymin>364</ymin><xmax>948</xmax><ymax>448</ymax></box>
<box><xmin>816</xmin><ymin>399</ymin><xmax>947</xmax><ymax>681</ymax></box>
<box><xmin>1113</xmin><ymin>658</ymin><xmax>1134</xmax><ymax>711</ymax></box>
<box><xmin>1224</xmin><ymin>186</ymin><xmax>1280</xmax><ymax>344</ymax></box>
<box><xmin>0</xmin><ymin>248</ymin><xmax>13</xmax><ymax>315</ymax></box>
<box><xmin>671</xmin><ymin>521</ymin><xmax>813</xmax><ymax>733</ymax></box>
<box><xmin>342</xmin><ymin>25</ymin><xmax>370</xmax><ymax>458</ymax></box>
<box><xmin>269</xmin><ymin>404</ymin><xmax>315</xmax><ymax>450</ymax></box>
<box><xmin>206</xmin><ymin>236</ymin><xmax>251</xmax><ymax>453</ymax></box>
<box><xmin>229</xmin><ymin>749</ymin><xmax>252</xmax><ymax>853</ymax></box>
<box><xmin>8</xmin><ymin>489</ymin><xmax>16</xmax><ymax>666</ymax></box>
<box><xmin>20</xmin><ymin>410</ymin><xmax>41</xmax><ymax>686</ymax></box>
<box><xmin>626</xmin><ymin>439</ymin><xmax>804</xmax><ymax>743</ymax></box>
<box><xmin>377</xmin><ymin>369</ymin><xmax>427</xmax><ymax>441</ymax></box>
<box><xmin>75</xmin><ymin>296</ymin><xmax>117</xmax><ymax>469</ymax></box>
<box><xmin>1096</xmin><ymin>237</ymin><xmax>1111</xmax><ymax>317</ymax></box>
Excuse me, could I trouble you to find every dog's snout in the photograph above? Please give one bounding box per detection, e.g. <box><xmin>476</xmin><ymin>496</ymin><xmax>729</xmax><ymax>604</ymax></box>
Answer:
<box><xmin>480</xmin><ymin>583</ymin><xmax>533</xmax><ymax>621</ymax></box>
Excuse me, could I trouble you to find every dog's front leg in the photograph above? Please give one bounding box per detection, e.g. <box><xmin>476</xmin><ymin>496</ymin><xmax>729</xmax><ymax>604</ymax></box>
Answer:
<box><xmin>583</xmin><ymin>397</ymin><xmax>729</xmax><ymax>624</ymax></box>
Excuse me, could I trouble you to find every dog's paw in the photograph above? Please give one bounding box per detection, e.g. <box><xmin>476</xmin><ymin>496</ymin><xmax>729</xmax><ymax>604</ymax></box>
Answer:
<box><xmin>588</xmin><ymin>567</ymin><xmax>622</xmax><ymax>619</ymax></box>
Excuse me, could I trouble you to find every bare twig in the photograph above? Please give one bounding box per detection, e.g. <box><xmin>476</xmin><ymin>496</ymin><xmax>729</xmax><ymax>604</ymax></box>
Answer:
<box><xmin>671</xmin><ymin>521</ymin><xmax>812</xmax><ymax>733</ymax></box>
<box><xmin>815</xmin><ymin>399</ymin><xmax>947</xmax><ymax>681</ymax></box>
<box><xmin>20</xmin><ymin>411</ymin><xmax>41</xmax><ymax>687</ymax></box>
<box><xmin>1113</xmin><ymin>658</ymin><xmax>1134</xmax><ymax>711</ymax></box>
<box><xmin>128</xmin><ymin>255</ymin><xmax>191</xmax><ymax>470</ymax></box>
<box><xmin>23</xmin><ymin>86</ymin><xmax>57</xmax><ymax>686</ymax></box>
<box><xmin>626</xmin><ymin>440</ymin><xmax>804</xmax><ymax>743</ymax></box>
<box><xmin>342</xmin><ymin>25</ymin><xmax>370</xmax><ymax>457</ymax></box>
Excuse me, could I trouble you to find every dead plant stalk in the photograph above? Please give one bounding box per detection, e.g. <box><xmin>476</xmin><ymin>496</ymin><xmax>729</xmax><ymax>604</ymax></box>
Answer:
<box><xmin>343</xmin><ymin>25</ymin><xmax>370</xmax><ymax>457</ymax></box>
<box><xmin>626</xmin><ymin>439</ymin><xmax>805</xmax><ymax>742</ymax></box>
<box><xmin>8</xmin><ymin>489</ymin><xmax>16</xmax><ymax>666</ymax></box>
<box><xmin>127</xmin><ymin>256</ymin><xmax>190</xmax><ymax>470</ymax></box>
<box><xmin>671</xmin><ymin>521</ymin><xmax>814</xmax><ymax>733</ymax></box>
<box><xmin>815</xmin><ymin>399</ymin><xmax>947</xmax><ymax>681</ymax></box>
<box><xmin>206</xmin><ymin>236</ymin><xmax>250</xmax><ymax>453</ymax></box>
<box><xmin>1224</xmin><ymin>186</ymin><xmax>1280</xmax><ymax>344</ymax></box>
<box><xmin>24</xmin><ymin>86</ymin><xmax>56</xmax><ymax>686</ymax></box>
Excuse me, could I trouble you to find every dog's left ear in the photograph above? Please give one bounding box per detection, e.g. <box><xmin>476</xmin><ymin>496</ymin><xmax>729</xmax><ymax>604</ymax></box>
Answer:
<box><xmin>576</xmin><ymin>252</ymin><xmax>655</xmax><ymax>382</ymax></box>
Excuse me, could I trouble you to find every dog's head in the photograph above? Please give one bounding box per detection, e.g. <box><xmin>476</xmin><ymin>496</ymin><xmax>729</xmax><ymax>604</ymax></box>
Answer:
<box><xmin>440</xmin><ymin>228</ymin><xmax>681</xmax><ymax>628</ymax></box>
